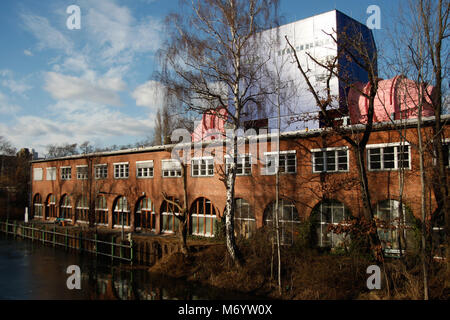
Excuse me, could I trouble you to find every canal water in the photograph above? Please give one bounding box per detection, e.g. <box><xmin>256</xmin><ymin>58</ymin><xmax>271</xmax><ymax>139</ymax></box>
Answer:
<box><xmin>0</xmin><ymin>233</ymin><xmax>261</xmax><ymax>300</ymax></box>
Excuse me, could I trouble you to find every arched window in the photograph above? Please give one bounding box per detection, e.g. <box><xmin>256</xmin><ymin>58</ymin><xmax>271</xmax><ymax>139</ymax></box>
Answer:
<box><xmin>311</xmin><ymin>200</ymin><xmax>352</xmax><ymax>248</ymax></box>
<box><xmin>113</xmin><ymin>196</ymin><xmax>131</xmax><ymax>227</ymax></box>
<box><xmin>76</xmin><ymin>195</ymin><xmax>89</xmax><ymax>223</ymax></box>
<box><xmin>60</xmin><ymin>194</ymin><xmax>72</xmax><ymax>220</ymax></box>
<box><xmin>95</xmin><ymin>195</ymin><xmax>108</xmax><ymax>225</ymax></box>
<box><xmin>33</xmin><ymin>194</ymin><xmax>43</xmax><ymax>219</ymax></box>
<box><xmin>135</xmin><ymin>197</ymin><xmax>155</xmax><ymax>231</ymax></box>
<box><xmin>234</xmin><ymin>198</ymin><xmax>255</xmax><ymax>239</ymax></box>
<box><xmin>264</xmin><ymin>199</ymin><xmax>300</xmax><ymax>245</ymax></box>
<box><xmin>375</xmin><ymin>200</ymin><xmax>414</xmax><ymax>255</ymax></box>
<box><xmin>46</xmin><ymin>194</ymin><xmax>57</xmax><ymax>219</ymax></box>
<box><xmin>190</xmin><ymin>198</ymin><xmax>216</xmax><ymax>237</ymax></box>
<box><xmin>161</xmin><ymin>197</ymin><xmax>181</xmax><ymax>233</ymax></box>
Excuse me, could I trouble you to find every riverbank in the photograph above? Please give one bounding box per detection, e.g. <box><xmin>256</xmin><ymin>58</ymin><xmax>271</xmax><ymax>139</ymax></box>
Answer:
<box><xmin>149</xmin><ymin>232</ymin><xmax>449</xmax><ymax>300</ymax></box>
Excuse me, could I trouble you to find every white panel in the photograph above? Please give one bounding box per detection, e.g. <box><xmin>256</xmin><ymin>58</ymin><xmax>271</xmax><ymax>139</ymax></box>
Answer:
<box><xmin>33</xmin><ymin>168</ymin><xmax>43</xmax><ymax>181</ymax></box>
<box><xmin>162</xmin><ymin>159</ymin><xmax>181</xmax><ymax>171</ymax></box>
<box><xmin>136</xmin><ymin>160</ymin><xmax>154</xmax><ymax>169</ymax></box>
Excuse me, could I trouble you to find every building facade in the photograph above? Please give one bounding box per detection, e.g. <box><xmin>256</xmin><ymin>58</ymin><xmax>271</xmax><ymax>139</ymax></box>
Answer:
<box><xmin>30</xmin><ymin>116</ymin><xmax>450</xmax><ymax>254</ymax></box>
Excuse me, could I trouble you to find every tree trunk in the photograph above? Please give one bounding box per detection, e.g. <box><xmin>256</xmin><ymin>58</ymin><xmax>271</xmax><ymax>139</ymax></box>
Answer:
<box><xmin>224</xmin><ymin>130</ymin><xmax>241</xmax><ymax>266</ymax></box>
<box><xmin>354</xmin><ymin>144</ymin><xmax>383</xmax><ymax>260</ymax></box>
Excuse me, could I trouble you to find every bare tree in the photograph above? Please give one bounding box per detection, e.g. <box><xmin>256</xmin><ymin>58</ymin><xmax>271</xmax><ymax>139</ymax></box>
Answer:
<box><xmin>160</xmin><ymin>0</ymin><xmax>280</xmax><ymax>265</ymax></box>
<box><xmin>382</xmin><ymin>0</ymin><xmax>449</xmax><ymax>299</ymax></box>
<box><xmin>285</xmin><ymin>21</ymin><xmax>383</xmax><ymax>260</ymax></box>
<box><xmin>0</xmin><ymin>136</ymin><xmax>16</xmax><ymax>156</ymax></box>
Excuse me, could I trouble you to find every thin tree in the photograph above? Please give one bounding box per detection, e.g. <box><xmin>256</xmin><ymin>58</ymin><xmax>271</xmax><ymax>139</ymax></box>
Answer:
<box><xmin>285</xmin><ymin>22</ymin><xmax>384</xmax><ymax>260</ymax></box>
<box><xmin>160</xmin><ymin>0</ymin><xmax>280</xmax><ymax>265</ymax></box>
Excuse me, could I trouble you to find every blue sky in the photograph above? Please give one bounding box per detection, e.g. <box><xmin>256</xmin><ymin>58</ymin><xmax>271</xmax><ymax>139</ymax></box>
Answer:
<box><xmin>0</xmin><ymin>0</ymin><xmax>397</xmax><ymax>155</ymax></box>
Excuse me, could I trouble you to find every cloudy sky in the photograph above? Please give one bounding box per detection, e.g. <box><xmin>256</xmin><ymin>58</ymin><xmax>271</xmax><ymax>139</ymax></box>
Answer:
<box><xmin>0</xmin><ymin>0</ymin><xmax>394</xmax><ymax>155</ymax></box>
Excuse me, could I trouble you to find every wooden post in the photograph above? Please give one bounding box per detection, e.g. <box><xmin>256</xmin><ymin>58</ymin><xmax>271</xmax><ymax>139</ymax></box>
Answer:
<box><xmin>111</xmin><ymin>236</ymin><xmax>114</xmax><ymax>262</ymax></box>
<box><xmin>130</xmin><ymin>239</ymin><xmax>134</xmax><ymax>265</ymax></box>
<box><xmin>31</xmin><ymin>223</ymin><xmax>34</xmax><ymax>241</ymax></box>
<box><xmin>95</xmin><ymin>233</ymin><xmax>98</xmax><ymax>257</ymax></box>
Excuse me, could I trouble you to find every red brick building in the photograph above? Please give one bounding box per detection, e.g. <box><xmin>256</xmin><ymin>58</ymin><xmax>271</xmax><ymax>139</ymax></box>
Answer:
<box><xmin>30</xmin><ymin>116</ymin><xmax>449</xmax><ymax>254</ymax></box>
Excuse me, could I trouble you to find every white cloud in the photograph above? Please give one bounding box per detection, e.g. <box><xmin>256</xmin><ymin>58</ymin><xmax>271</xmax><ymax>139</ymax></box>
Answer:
<box><xmin>132</xmin><ymin>80</ymin><xmax>165</xmax><ymax>111</ymax></box>
<box><xmin>21</xmin><ymin>13</ymin><xmax>73</xmax><ymax>53</ymax></box>
<box><xmin>44</xmin><ymin>71</ymin><xmax>125</xmax><ymax>106</ymax></box>
<box><xmin>82</xmin><ymin>0</ymin><xmax>162</xmax><ymax>64</ymax></box>
<box><xmin>1</xmin><ymin>79</ymin><xmax>32</xmax><ymax>94</ymax></box>
<box><xmin>0</xmin><ymin>92</ymin><xmax>22</xmax><ymax>115</ymax></box>
<box><xmin>24</xmin><ymin>49</ymin><xmax>33</xmax><ymax>56</ymax></box>
<box><xmin>0</xmin><ymin>100</ymin><xmax>154</xmax><ymax>154</ymax></box>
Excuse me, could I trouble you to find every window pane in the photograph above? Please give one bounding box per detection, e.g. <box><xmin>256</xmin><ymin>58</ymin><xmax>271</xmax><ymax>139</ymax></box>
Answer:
<box><xmin>326</xmin><ymin>151</ymin><xmax>336</xmax><ymax>171</ymax></box>
<box><xmin>383</xmin><ymin>147</ymin><xmax>395</xmax><ymax>169</ymax></box>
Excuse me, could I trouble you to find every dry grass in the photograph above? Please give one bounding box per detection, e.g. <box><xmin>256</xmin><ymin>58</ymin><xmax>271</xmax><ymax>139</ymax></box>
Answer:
<box><xmin>148</xmin><ymin>230</ymin><xmax>449</xmax><ymax>300</ymax></box>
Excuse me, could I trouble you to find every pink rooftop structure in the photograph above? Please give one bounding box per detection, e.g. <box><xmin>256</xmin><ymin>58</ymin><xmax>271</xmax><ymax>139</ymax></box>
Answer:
<box><xmin>191</xmin><ymin>107</ymin><xmax>228</xmax><ymax>142</ymax></box>
<box><xmin>192</xmin><ymin>76</ymin><xmax>436</xmax><ymax>141</ymax></box>
<box><xmin>347</xmin><ymin>75</ymin><xmax>435</xmax><ymax>124</ymax></box>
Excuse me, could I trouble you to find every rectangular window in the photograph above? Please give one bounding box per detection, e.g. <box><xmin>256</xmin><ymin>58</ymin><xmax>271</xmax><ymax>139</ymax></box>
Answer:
<box><xmin>225</xmin><ymin>154</ymin><xmax>252</xmax><ymax>176</ymax></box>
<box><xmin>46</xmin><ymin>167</ymin><xmax>56</xmax><ymax>180</ymax></box>
<box><xmin>162</xmin><ymin>159</ymin><xmax>181</xmax><ymax>177</ymax></box>
<box><xmin>263</xmin><ymin>151</ymin><xmax>296</xmax><ymax>175</ymax></box>
<box><xmin>114</xmin><ymin>163</ymin><xmax>129</xmax><ymax>179</ymax></box>
<box><xmin>33</xmin><ymin>168</ymin><xmax>43</xmax><ymax>181</ymax></box>
<box><xmin>136</xmin><ymin>160</ymin><xmax>154</xmax><ymax>178</ymax></box>
<box><xmin>191</xmin><ymin>157</ymin><xmax>214</xmax><ymax>177</ymax></box>
<box><xmin>368</xmin><ymin>143</ymin><xmax>411</xmax><ymax>171</ymax></box>
<box><xmin>95</xmin><ymin>164</ymin><xmax>108</xmax><ymax>179</ymax></box>
<box><xmin>312</xmin><ymin>147</ymin><xmax>349</xmax><ymax>173</ymax></box>
<box><xmin>61</xmin><ymin>167</ymin><xmax>71</xmax><ymax>180</ymax></box>
<box><xmin>77</xmin><ymin>165</ymin><xmax>88</xmax><ymax>180</ymax></box>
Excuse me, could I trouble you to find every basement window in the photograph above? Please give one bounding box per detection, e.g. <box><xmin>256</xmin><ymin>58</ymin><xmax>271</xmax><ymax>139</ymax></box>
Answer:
<box><xmin>136</xmin><ymin>160</ymin><xmax>154</xmax><ymax>178</ymax></box>
<box><xmin>95</xmin><ymin>164</ymin><xmax>108</xmax><ymax>179</ymax></box>
<box><xmin>114</xmin><ymin>162</ymin><xmax>129</xmax><ymax>179</ymax></box>
<box><xmin>77</xmin><ymin>165</ymin><xmax>88</xmax><ymax>180</ymax></box>
<box><xmin>61</xmin><ymin>167</ymin><xmax>72</xmax><ymax>180</ymax></box>
<box><xmin>191</xmin><ymin>157</ymin><xmax>214</xmax><ymax>177</ymax></box>
<box><xmin>263</xmin><ymin>150</ymin><xmax>296</xmax><ymax>175</ymax></box>
<box><xmin>162</xmin><ymin>159</ymin><xmax>182</xmax><ymax>177</ymax></box>
<box><xmin>225</xmin><ymin>154</ymin><xmax>252</xmax><ymax>176</ymax></box>
<box><xmin>312</xmin><ymin>147</ymin><xmax>349</xmax><ymax>173</ymax></box>
<box><xmin>368</xmin><ymin>143</ymin><xmax>410</xmax><ymax>171</ymax></box>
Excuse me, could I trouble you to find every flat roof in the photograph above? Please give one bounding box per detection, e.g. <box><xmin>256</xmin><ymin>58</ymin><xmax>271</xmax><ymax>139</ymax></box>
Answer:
<box><xmin>31</xmin><ymin>114</ymin><xmax>450</xmax><ymax>164</ymax></box>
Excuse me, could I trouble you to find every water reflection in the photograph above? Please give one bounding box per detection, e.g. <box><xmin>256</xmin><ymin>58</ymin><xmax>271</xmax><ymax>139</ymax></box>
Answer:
<box><xmin>0</xmin><ymin>234</ymin><xmax>262</xmax><ymax>300</ymax></box>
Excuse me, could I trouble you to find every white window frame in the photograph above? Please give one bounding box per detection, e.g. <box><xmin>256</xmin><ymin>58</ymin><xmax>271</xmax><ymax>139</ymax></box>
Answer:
<box><xmin>136</xmin><ymin>160</ymin><xmax>154</xmax><ymax>179</ymax></box>
<box><xmin>225</xmin><ymin>154</ymin><xmax>252</xmax><ymax>176</ymax></box>
<box><xmin>311</xmin><ymin>147</ymin><xmax>349</xmax><ymax>173</ymax></box>
<box><xmin>60</xmin><ymin>166</ymin><xmax>72</xmax><ymax>180</ymax></box>
<box><xmin>46</xmin><ymin>167</ymin><xmax>56</xmax><ymax>181</ymax></box>
<box><xmin>191</xmin><ymin>157</ymin><xmax>214</xmax><ymax>177</ymax></box>
<box><xmin>161</xmin><ymin>159</ymin><xmax>182</xmax><ymax>178</ymax></box>
<box><xmin>367</xmin><ymin>142</ymin><xmax>411</xmax><ymax>171</ymax></box>
<box><xmin>262</xmin><ymin>150</ymin><xmax>297</xmax><ymax>175</ymax></box>
<box><xmin>95</xmin><ymin>164</ymin><xmax>108</xmax><ymax>180</ymax></box>
<box><xmin>33</xmin><ymin>168</ymin><xmax>43</xmax><ymax>181</ymax></box>
<box><xmin>113</xmin><ymin>162</ymin><xmax>129</xmax><ymax>179</ymax></box>
<box><xmin>76</xmin><ymin>165</ymin><xmax>89</xmax><ymax>180</ymax></box>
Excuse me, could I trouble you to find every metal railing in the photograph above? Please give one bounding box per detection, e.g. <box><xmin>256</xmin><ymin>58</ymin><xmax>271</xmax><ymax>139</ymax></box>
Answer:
<box><xmin>0</xmin><ymin>220</ymin><xmax>134</xmax><ymax>264</ymax></box>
